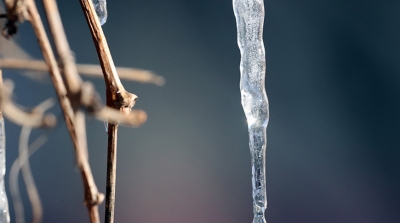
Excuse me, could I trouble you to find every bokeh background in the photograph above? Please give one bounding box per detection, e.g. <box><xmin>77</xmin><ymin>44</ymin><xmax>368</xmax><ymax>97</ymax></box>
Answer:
<box><xmin>1</xmin><ymin>0</ymin><xmax>400</xmax><ymax>222</ymax></box>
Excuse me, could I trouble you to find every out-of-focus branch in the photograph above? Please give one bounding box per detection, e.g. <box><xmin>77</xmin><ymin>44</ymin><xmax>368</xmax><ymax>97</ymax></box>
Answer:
<box><xmin>9</xmin><ymin>127</ymin><xmax>50</xmax><ymax>223</ymax></box>
<box><xmin>19</xmin><ymin>126</ymin><xmax>42</xmax><ymax>223</ymax></box>
<box><xmin>79</xmin><ymin>64</ymin><xmax>164</xmax><ymax>86</ymax></box>
<box><xmin>25</xmin><ymin>0</ymin><xmax>105</xmax><ymax>222</ymax></box>
<box><xmin>0</xmin><ymin>79</ymin><xmax>56</xmax><ymax>128</ymax></box>
<box><xmin>95</xmin><ymin>108</ymin><xmax>147</xmax><ymax>127</ymax></box>
<box><xmin>2</xmin><ymin>1</ymin><xmax>150</xmax><ymax>222</ymax></box>
<box><xmin>3</xmin><ymin>0</ymin><xmax>29</xmax><ymax>38</ymax></box>
<box><xmin>42</xmin><ymin>0</ymin><xmax>82</xmax><ymax>95</ymax></box>
<box><xmin>0</xmin><ymin>58</ymin><xmax>165</xmax><ymax>85</ymax></box>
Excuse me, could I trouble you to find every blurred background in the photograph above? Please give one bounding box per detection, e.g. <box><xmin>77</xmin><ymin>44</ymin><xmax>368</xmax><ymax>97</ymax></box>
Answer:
<box><xmin>1</xmin><ymin>0</ymin><xmax>400</xmax><ymax>222</ymax></box>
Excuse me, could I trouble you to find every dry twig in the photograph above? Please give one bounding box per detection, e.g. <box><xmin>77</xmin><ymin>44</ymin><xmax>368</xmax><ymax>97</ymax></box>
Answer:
<box><xmin>18</xmin><ymin>126</ymin><xmax>42</xmax><ymax>223</ymax></box>
<box><xmin>24</xmin><ymin>0</ymin><xmax>104</xmax><ymax>221</ymax></box>
<box><xmin>9</xmin><ymin>127</ymin><xmax>49</xmax><ymax>223</ymax></box>
<box><xmin>79</xmin><ymin>1</ymin><xmax>139</xmax><ymax>222</ymax></box>
<box><xmin>0</xmin><ymin>79</ymin><xmax>56</xmax><ymax>128</ymax></box>
<box><xmin>0</xmin><ymin>58</ymin><xmax>165</xmax><ymax>85</ymax></box>
<box><xmin>3</xmin><ymin>0</ymin><xmax>150</xmax><ymax>222</ymax></box>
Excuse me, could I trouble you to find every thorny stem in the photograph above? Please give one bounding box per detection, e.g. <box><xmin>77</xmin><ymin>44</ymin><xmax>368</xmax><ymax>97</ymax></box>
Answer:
<box><xmin>79</xmin><ymin>1</ymin><xmax>138</xmax><ymax>223</ymax></box>
<box><xmin>25</xmin><ymin>0</ymin><xmax>103</xmax><ymax>222</ymax></box>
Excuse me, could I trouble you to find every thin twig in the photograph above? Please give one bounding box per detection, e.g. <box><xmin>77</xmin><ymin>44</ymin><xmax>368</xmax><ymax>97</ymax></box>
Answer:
<box><xmin>9</xmin><ymin>127</ymin><xmax>51</xmax><ymax>223</ymax></box>
<box><xmin>0</xmin><ymin>79</ymin><xmax>57</xmax><ymax>128</ymax></box>
<box><xmin>79</xmin><ymin>1</ymin><xmax>138</xmax><ymax>222</ymax></box>
<box><xmin>79</xmin><ymin>0</ymin><xmax>137</xmax><ymax>108</ymax></box>
<box><xmin>105</xmin><ymin>123</ymin><xmax>118</xmax><ymax>222</ymax></box>
<box><xmin>25</xmin><ymin>0</ymin><xmax>104</xmax><ymax>222</ymax></box>
<box><xmin>95</xmin><ymin>107</ymin><xmax>147</xmax><ymax>127</ymax></box>
<box><xmin>0</xmin><ymin>58</ymin><xmax>165</xmax><ymax>85</ymax></box>
<box><xmin>42</xmin><ymin>0</ymin><xmax>82</xmax><ymax>95</ymax></box>
<box><xmin>19</xmin><ymin>126</ymin><xmax>42</xmax><ymax>223</ymax></box>
<box><xmin>8</xmin><ymin>97</ymin><xmax>55</xmax><ymax>223</ymax></box>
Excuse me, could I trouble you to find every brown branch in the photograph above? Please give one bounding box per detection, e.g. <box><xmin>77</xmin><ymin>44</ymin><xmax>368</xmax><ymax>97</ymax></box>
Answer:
<box><xmin>78</xmin><ymin>64</ymin><xmax>165</xmax><ymax>86</ymax></box>
<box><xmin>42</xmin><ymin>0</ymin><xmax>82</xmax><ymax>95</ymax></box>
<box><xmin>95</xmin><ymin>108</ymin><xmax>147</xmax><ymax>127</ymax></box>
<box><xmin>19</xmin><ymin>126</ymin><xmax>42</xmax><ymax>223</ymax></box>
<box><xmin>4</xmin><ymin>1</ymin><xmax>148</xmax><ymax>222</ymax></box>
<box><xmin>8</xmin><ymin>98</ymin><xmax>56</xmax><ymax>223</ymax></box>
<box><xmin>25</xmin><ymin>0</ymin><xmax>104</xmax><ymax>222</ymax></box>
<box><xmin>79</xmin><ymin>0</ymin><xmax>137</xmax><ymax>110</ymax></box>
<box><xmin>79</xmin><ymin>1</ymin><xmax>139</xmax><ymax>222</ymax></box>
<box><xmin>0</xmin><ymin>58</ymin><xmax>165</xmax><ymax>85</ymax></box>
<box><xmin>0</xmin><ymin>79</ymin><xmax>56</xmax><ymax>128</ymax></box>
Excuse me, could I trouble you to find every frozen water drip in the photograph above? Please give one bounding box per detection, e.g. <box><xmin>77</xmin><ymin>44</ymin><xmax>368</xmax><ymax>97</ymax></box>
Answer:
<box><xmin>233</xmin><ymin>0</ymin><xmax>269</xmax><ymax>222</ymax></box>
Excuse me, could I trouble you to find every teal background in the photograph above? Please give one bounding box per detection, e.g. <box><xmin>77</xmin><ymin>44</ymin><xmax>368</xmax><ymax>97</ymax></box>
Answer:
<box><xmin>2</xmin><ymin>0</ymin><xmax>400</xmax><ymax>222</ymax></box>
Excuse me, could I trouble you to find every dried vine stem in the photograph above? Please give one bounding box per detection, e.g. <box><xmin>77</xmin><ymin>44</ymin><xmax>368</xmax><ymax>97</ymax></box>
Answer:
<box><xmin>23</xmin><ymin>0</ymin><xmax>104</xmax><ymax>222</ymax></box>
<box><xmin>0</xmin><ymin>58</ymin><xmax>165</xmax><ymax>85</ymax></box>
<box><xmin>78</xmin><ymin>0</ymin><xmax>137</xmax><ymax>108</ymax></box>
<box><xmin>0</xmin><ymin>80</ymin><xmax>56</xmax><ymax>128</ymax></box>
<box><xmin>40</xmin><ymin>1</ymin><xmax>107</xmax><ymax>222</ymax></box>
<box><xmin>19</xmin><ymin>126</ymin><xmax>42</xmax><ymax>223</ymax></box>
<box><xmin>2</xmin><ymin>0</ymin><xmax>148</xmax><ymax>222</ymax></box>
<box><xmin>79</xmin><ymin>1</ymin><xmax>138</xmax><ymax>222</ymax></box>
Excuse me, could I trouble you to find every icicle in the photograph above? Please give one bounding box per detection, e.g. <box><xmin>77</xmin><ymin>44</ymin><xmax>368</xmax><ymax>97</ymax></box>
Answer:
<box><xmin>233</xmin><ymin>1</ymin><xmax>269</xmax><ymax>223</ymax></box>
<box><xmin>0</xmin><ymin>115</ymin><xmax>10</xmax><ymax>223</ymax></box>
<box><xmin>92</xmin><ymin>0</ymin><xmax>108</xmax><ymax>25</ymax></box>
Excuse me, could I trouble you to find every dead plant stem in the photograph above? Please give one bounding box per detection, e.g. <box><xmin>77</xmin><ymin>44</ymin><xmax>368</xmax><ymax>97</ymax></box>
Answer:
<box><xmin>79</xmin><ymin>1</ymin><xmax>138</xmax><ymax>223</ymax></box>
<box><xmin>26</xmin><ymin>1</ymin><xmax>103</xmax><ymax>222</ymax></box>
<box><xmin>0</xmin><ymin>58</ymin><xmax>165</xmax><ymax>85</ymax></box>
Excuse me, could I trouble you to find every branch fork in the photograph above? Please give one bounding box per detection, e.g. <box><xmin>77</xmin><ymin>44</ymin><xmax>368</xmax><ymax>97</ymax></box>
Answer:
<box><xmin>2</xmin><ymin>0</ymin><xmax>150</xmax><ymax>222</ymax></box>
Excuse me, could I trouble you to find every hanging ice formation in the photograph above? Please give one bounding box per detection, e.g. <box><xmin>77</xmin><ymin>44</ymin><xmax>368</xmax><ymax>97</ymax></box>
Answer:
<box><xmin>0</xmin><ymin>115</ymin><xmax>10</xmax><ymax>223</ymax></box>
<box><xmin>233</xmin><ymin>0</ymin><xmax>269</xmax><ymax>223</ymax></box>
<box><xmin>92</xmin><ymin>0</ymin><xmax>108</xmax><ymax>25</ymax></box>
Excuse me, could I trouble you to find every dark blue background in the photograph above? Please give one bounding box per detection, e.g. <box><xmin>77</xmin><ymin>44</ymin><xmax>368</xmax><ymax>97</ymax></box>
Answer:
<box><xmin>2</xmin><ymin>0</ymin><xmax>400</xmax><ymax>222</ymax></box>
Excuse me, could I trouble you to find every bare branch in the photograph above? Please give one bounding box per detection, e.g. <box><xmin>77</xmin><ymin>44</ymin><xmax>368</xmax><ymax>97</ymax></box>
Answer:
<box><xmin>0</xmin><ymin>79</ymin><xmax>56</xmax><ymax>128</ymax></box>
<box><xmin>95</xmin><ymin>108</ymin><xmax>147</xmax><ymax>127</ymax></box>
<box><xmin>42</xmin><ymin>0</ymin><xmax>82</xmax><ymax>95</ymax></box>
<box><xmin>79</xmin><ymin>0</ymin><xmax>137</xmax><ymax>111</ymax></box>
<box><xmin>19</xmin><ymin>126</ymin><xmax>42</xmax><ymax>223</ymax></box>
<box><xmin>25</xmin><ymin>0</ymin><xmax>103</xmax><ymax>222</ymax></box>
<box><xmin>9</xmin><ymin>125</ymin><xmax>50</xmax><ymax>223</ymax></box>
<box><xmin>79</xmin><ymin>1</ymin><xmax>141</xmax><ymax>222</ymax></box>
<box><xmin>7</xmin><ymin>89</ymin><xmax>56</xmax><ymax>223</ymax></box>
<box><xmin>0</xmin><ymin>58</ymin><xmax>165</xmax><ymax>85</ymax></box>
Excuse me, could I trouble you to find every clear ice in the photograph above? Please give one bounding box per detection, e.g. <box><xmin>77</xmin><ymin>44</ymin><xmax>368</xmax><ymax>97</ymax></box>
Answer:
<box><xmin>233</xmin><ymin>0</ymin><xmax>269</xmax><ymax>223</ymax></box>
<box><xmin>92</xmin><ymin>0</ymin><xmax>107</xmax><ymax>25</ymax></box>
<box><xmin>0</xmin><ymin>117</ymin><xmax>10</xmax><ymax>223</ymax></box>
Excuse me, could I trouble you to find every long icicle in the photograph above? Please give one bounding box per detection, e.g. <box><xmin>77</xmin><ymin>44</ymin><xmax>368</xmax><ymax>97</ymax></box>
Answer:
<box><xmin>0</xmin><ymin>70</ymin><xmax>10</xmax><ymax>223</ymax></box>
<box><xmin>233</xmin><ymin>1</ymin><xmax>269</xmax><ymax>223</ymax></box>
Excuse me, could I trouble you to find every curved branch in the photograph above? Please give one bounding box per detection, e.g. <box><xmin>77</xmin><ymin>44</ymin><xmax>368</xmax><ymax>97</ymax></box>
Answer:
<box><xmin>0</xmin><ymin>80</ymin><xmax>56</xmax><ymax>128</ymax></box>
